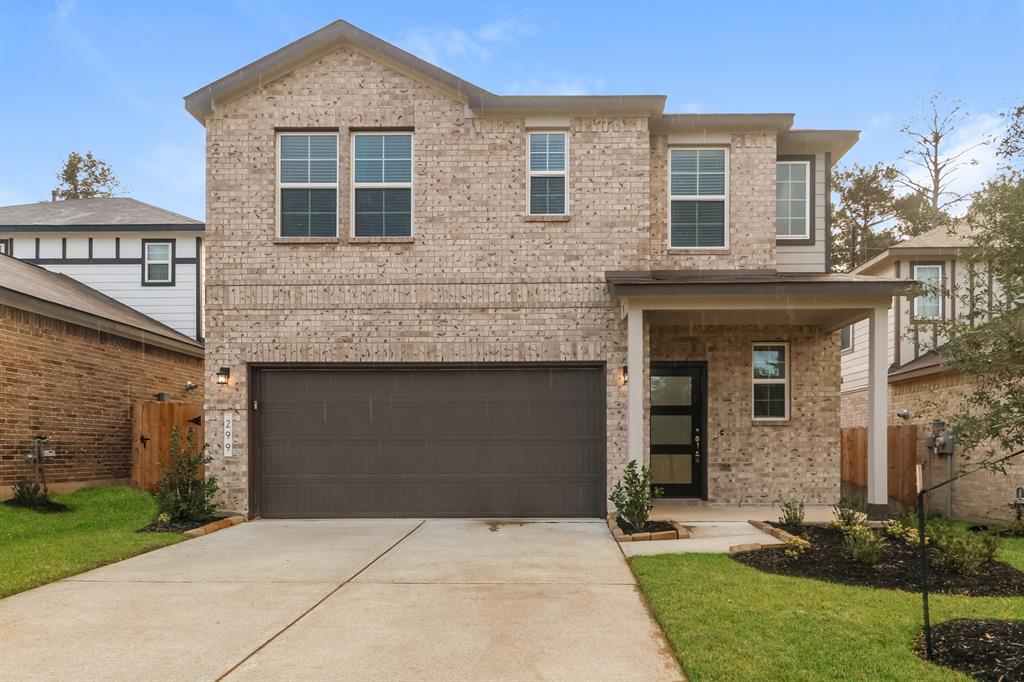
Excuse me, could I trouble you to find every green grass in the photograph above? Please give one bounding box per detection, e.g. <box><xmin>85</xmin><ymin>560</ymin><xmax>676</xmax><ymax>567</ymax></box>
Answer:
<box><xmin>0</xmin><ymin>486</ymin><xmax>183</xmax><ymax>598</ymax></box>
<box><xmin>632</xmin><ymin>538</ymin><xmax>1024</xmax><ymax>682</ymax></box>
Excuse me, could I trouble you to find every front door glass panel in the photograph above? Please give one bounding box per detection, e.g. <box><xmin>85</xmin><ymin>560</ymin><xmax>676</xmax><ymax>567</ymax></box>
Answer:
<box><xmin>650</xmin><ymin>362</ymin><xmax>704</xmax><ymax>498</ymax></box>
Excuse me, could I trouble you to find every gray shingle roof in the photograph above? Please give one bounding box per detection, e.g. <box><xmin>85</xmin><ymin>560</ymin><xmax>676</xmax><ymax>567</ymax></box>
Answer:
<box><xmin>0</xmin><ymin>198</ymin><xmax>202</xmax><ymax>228</ymax></box>
<box><xmin>0</xmin><ymin>254</ymin><xmax>202</xmax><ymax>355</ymax></box>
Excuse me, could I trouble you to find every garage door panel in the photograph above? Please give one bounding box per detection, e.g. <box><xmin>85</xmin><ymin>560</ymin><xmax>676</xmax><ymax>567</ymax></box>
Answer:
<box><xmin>256</xmin><ymin>366</ymin><xmax>605</xmax><ymax>517</ymax></box>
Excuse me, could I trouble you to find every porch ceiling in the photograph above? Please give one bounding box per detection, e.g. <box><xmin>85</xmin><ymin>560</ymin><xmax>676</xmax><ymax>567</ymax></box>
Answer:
<box><xmin>607</xmin><ymin>269</ymin><xmax>914</xmax><ymax>332</ymax></box>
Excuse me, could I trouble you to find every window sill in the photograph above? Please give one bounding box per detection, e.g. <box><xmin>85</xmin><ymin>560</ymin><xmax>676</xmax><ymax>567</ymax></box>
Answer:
<box><xmin>348</xmin><ymin>236</ymin><xmax>416</xmax><ymax>244</ymax></box>
<box><xmin>776</xmin><ymin>237</ymin><xmax>814</xmax><ymax>246</ymax></box>
<box><xmin>752</xmin><ymin>419</ymin><xmax>791</xmax><ymax>426</ymax></box>
<box><xmin>273</xmin><ymin>237</ymin><xmax>340</xmax><ymax>245</ymax></box>
<box><xmin>525</xmin><ymin>215</ymin><xmax>571</xmax><ymax>222</ymax></box>
<box><xmin>667</xmin><ymin>247</ymin><xmax>732</xmax><ymax>254</ymax></box>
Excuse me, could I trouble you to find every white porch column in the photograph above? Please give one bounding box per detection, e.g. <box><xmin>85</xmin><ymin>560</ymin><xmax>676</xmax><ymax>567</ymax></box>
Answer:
<box><xmin>867</xmin><ymin>304</ymin><xmax>889</xmax><ymax>517</ymax></box>
<box><xmin>627</xmin><ymin>304</ymin><xmax>644</xmax><ymax>465</ymax></box>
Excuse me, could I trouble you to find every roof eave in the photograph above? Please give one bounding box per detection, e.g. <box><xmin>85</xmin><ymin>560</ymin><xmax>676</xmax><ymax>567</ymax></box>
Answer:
<box><xmin>651</xmin><ymin>113</ymin><xmax>795</xmax><ymax>133</ymax></box>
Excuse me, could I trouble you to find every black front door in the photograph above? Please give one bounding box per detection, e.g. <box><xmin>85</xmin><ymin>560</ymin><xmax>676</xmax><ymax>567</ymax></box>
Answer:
<box><xmin>650</xmin><ymin>362</ymin><xmax>706</xmax><ymax>498</ymax></box>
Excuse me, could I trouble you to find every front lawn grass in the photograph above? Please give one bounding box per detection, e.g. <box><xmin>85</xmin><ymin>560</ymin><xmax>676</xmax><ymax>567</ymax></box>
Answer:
<box><xmin>0</xmin><ymin>486</ymin><xmax>182</xmax><ymax>598</ymax></box>
<box><xmin>631</xmin><ymin>546</ymin><xmax>1024</xmax><ymax>681</ymax></box>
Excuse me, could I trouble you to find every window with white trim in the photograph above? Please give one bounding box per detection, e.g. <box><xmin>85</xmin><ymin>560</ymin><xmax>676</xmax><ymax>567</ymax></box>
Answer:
<box><xmin>669</xmin><ymin>148</ymin><xmax>727</xmax><ymax>248</ymax></box>
<box><xmin>913</xmin><ymin>264</ymin><xmax>942</xmax><ymax>320</ymax></box>
<box><xmin>353</xmin><ymin>133</ymin><xmax>413</xmax><ymax>237</ymax></box>
<box><xmin>752</xmin><ymin>343</ymin><xmax>788</xmax><ymax>420</ymax></box>
<box><xmin>143</xmin><ymin>241</ymin><xmax>173</xmax><ymax>284</ymax></box>
<box><xmin>0</xmin><ymin>239</ymin><xmax>11</xmax><ymax>255</ymax></box>
<box><xmin>840</xmin><ymin>325</ymin><xmax>853</xmax><ymax>353</ymax></box>
<box><xmin>528</xmin><ymin>132</ymin><xmax>567</xmax><ymax>215</ymax></box>
<box><xmin>776</xmin><ymin>160</ymin><xmax>810</xmax><ymax>238</ymax></box>
<box><xmin>278</xmin><ymin>133</ymin><xmax>338</xmax><ymax>238</ymax></box>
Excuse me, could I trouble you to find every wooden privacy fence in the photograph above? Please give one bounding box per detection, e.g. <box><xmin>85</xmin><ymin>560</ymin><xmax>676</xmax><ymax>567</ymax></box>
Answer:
<box><xmin>840</xmin><ymin>425</ymin><xmax>919</xmax><ymax>508</ymax></box>
<box><xmin>131</xmin><ymin>400</ymin><xmax>204</xmax><ymax>491</ymax></box>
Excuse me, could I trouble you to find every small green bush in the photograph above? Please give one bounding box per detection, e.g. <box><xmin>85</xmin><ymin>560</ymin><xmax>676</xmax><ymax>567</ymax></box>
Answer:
<box><xmin>832</xmin><ymin>497</ymin><xmax>867</xmax><ymax>528</ymax></box>
<box><xmin>929</xmin><ymin>524</ymin><xmax>997</xmax><ymax>574</ymax></box>
<box><xmin>783</xmin><ymin>536</ymin><xmax>806</xmax><ymax>559</ymax></box>
<box><xmin>882</xmin><ymin>519</ymin><xmax>921</xmax><ymax>545</ymax></box>
<box><xmin>154</xmin><ymin>426</ymin><xmax>218</xmax><ymax>523</ymax></box>
<box><xmin>777</xmin><ymin>498</ymin><xmax>805</xmax><ymax>527</ymax></box>
<box><xmin>842</xmin><ymin>524</ymin><xmax>886</xmax><ymax>565</ymax></box>
<box><xmin>609</xmin><ymin>460</ymin><xmax>663</xmax><ymax>531</ymax></box>
<box><xmin>10</xmin><ymin>480</ymin><xmax>47</xmax><ymax>507</ymax></box>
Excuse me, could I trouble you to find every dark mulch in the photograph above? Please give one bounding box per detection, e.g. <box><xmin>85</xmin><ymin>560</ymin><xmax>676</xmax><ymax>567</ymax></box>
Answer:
<box><xmin>616</xmin><ymin>516</ymin><xmax>676</xmax><ymax>535</ymax></box>
<box><xmin>972</xmin><ymin>524</ymin><xmax>1024</xmax><ymax>539</ymax></box>
<box><xmin>138</xmin><ymin>518</ymin><xmax>209</xmax><ymax>533</ymax></box>
<box><xmin>916</xmin><ymin>619</ymin><xmax>1024</xmax><ymax>681</ymax></box>
<box><xmin>732</xmin><ymin>525</ymin><xmax>1024</xmax><ymax>597</ymax></box>
<box><xmin>3</xmin><ymin>498</ymin><xmax>70</xmax><ymax>513</ymax></box>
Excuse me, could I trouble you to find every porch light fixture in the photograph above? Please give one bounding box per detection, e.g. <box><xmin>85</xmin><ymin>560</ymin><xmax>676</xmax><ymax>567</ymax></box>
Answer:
<box><xmin>185</xmin><ymin>380</ymin><xmax>199</xmax><ymax>392</ymax></box>
<box><xmin>621</xmin><ymin>365</ymin><xmax>629</xmax><ymax>383</ymax></box>
<box><xmin>216</xmin><ymin>367</ymin><xmax>231</xmax><ymax>385</ymax></box>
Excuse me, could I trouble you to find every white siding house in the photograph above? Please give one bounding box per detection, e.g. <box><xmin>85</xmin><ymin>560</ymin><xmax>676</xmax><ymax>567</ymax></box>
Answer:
<box><xmin>0</xmin><ymin>198</ymin><xmax>204</xmax><ymax>340</ymax></box>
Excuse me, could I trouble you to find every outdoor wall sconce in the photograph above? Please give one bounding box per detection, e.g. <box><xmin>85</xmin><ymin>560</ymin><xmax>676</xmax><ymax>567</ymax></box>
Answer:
<box><xmin>216</xmin><ymin>367</ymin><xmax>231</xmax><ymax>385</ymax></box>
<box><xmin>185</xmin><ymin>380</ymin><xmax>199</xmax><ymax>392</ymax></box>
<box><xmin>621</xmin><ymin>365</ymin><xmax>629</xmax><ymax>384</ymax></box>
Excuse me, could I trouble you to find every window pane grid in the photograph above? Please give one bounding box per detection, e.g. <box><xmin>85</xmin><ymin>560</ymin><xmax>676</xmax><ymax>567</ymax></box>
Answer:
<box><xmin>776</xmin><ymin>161</ymin><xmax>809</xmax><ymax>237</ymax></box>
<box><xmin>752</xmin><ymin>344</ymin><xmax>788</xmax><ymax>420</ymax></box>
<box><xmin>279</xmin><ymin>133</ymin><xmax>338</xmax><ymax>237</ymax></box>
<box><xmin>528</xmin><ymin>132</ymin><xmax>567</xmax><ymax>214</ymax></box>
<box><xmin>143</xmin><ymin>242</ymin><xmax>172</xmax><ymax>283</ymax></box>
<box><xmin>352</xmin><ymin>134</ymin><xmax>414</xmax><ymax>237</ymax></box>
<box><xmin>914</xmin><ymin>265</ymin><xmax>942</xmax><ymax>319</ymax></box>
<box><xmin>669</xmin><ymin>148</ymin><xmax>727</xmax><ymax>247</ymax></box>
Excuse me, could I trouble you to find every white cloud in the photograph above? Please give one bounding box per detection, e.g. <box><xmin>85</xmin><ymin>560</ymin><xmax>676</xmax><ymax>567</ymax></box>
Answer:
<box><xmin>868</xmin><ymin>112</ymin><xmax>892</xmax><ymax>128</ymax></box>
<box><xmin>135</xmin><ymin>140</ymin><xmax>205</xmax><ymax>195</ymax></box>
<box><xmin>399</xmin><ymin>18</ymin><xmax>538</xmax><ymax>67</ymax></box>
<box><xmin>897</xmin><ymin>112</ymin><xmax>1003</xmax><ymax>215</ymax></box>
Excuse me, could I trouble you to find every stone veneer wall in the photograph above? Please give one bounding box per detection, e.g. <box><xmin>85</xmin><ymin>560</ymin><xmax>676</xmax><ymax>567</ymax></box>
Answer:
<box><xmin>646</xmin><ymin>324</ymin><xmax>840</xmax><ymax>505</ymax></box>
<box><xmin>0</xmin><ymin>304</ymin><xmax>203</xmax><ymax>490</ymax></box>
<box><xmin>202</xmin><ymin>45</ymin><xmax>786</xmax><ymax>514</ymax></box>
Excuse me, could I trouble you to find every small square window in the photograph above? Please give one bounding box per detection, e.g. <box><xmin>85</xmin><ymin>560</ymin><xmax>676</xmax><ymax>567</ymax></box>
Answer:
<box><xmin>142</xmin><ymin>240</ymin><xmax>174</xmax><ymax>285</ymax></box>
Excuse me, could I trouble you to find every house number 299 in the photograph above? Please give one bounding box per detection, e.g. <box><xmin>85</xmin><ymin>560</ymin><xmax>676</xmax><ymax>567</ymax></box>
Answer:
<box><xmin>223</xmin><ymin>414</ymin><xmax>234</xmax><ymax>458</ymax></box>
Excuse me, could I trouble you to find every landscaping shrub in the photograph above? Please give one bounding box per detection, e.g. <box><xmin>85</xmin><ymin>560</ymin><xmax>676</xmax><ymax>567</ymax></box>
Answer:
<box><xmin>842</xmin><ymin>524</ymin><xmax>886</xmax><ymax>565</ymax></box>
<box><xmin>783</xmin><ymin>536</ymin><xmax>806</xmax><ymax>559</ymax></box>
<box><xmin>154</xmin><ymin>426</ymin><xmax>218</xmax><ymax>523</ymax></box>
<box><xmin>777</xmin><ymin>498</ymin><xmax>805</xmax><ymax>527</ymax></box>
<box><xmin>929</xmin><ymin>523</ymin><xmax>998</xmax><ymax>575</ymax></box>
<box><xmin>609</xmin><ymin>460</ymin><xmax>663</xmax><ymax>531</ymax></box>
<box><xmin>882</xmin><ymin>519</ymin><xmax>921</xmax><ymax>545</ymax></box>
<box><xmin>10</xmin><ymin>480</ymin><xmax>47</xmax><ymax>507</ymax></box>
<box><xmin>832</xmin><ymin>497</ymin><xmax>867</xmax><ymax>529</ymax></box>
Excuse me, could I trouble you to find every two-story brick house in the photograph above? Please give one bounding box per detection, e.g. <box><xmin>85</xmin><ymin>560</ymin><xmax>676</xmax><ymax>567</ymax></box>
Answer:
<box><xmin>186</xmin><ymin>21</ymin><xmax>907</xmax><ymax>518</ymax></box>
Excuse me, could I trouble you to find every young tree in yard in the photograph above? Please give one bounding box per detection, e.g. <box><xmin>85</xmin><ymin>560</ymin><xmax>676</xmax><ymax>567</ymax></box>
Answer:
<box><xmin>52</xmin><ymin>151</ymin><xmax>123</xmax><ymax>200</ymax></box>
<box><xmin>830</xmin><ymin>163</ymin><xmax>899</xmax><ymax>272</ymax></box>
<box><xmin>895</xmin><ymin>93</ymin><xmax>992</xmax><ymax>234</ymax></box>
<box><xmin>922</xmin><ymin>103</ymin><xmax>1024</xmax><ymax>469</ymax></box>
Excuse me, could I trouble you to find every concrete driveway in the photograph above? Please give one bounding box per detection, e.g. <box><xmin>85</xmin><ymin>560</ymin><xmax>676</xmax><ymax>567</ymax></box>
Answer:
<box><xmin>0</xmin><ymin>519</ymin><xmax>682</xmax><ymax>681</ymax></box>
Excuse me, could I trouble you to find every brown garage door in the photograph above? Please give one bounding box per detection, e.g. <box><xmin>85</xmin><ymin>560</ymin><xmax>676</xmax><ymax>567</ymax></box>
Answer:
<box><xmin>253</xmin><ymin>365</ymin><xmax>605</xmax><ymax>518</ymax></box>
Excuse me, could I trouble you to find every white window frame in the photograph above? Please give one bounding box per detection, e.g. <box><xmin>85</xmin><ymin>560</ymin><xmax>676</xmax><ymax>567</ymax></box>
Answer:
<box><xmin>0</xmin><ymin>238</ymin><xmax>11</xmax><ymax>255</ymax></box>
<box><xmin>143</xmin><ymin>240</ymin><xmax>173</xmax><ymax>284</ymax></box>
<box><xmin>667</xmin><ymin>146</ymin><xmax>730</xmax><ymax>250</ymax></box>
<box><xmin>350</xmin><ymin>131</ymin><xmax>415</xmax><ymax>238</ymax></box>
<box><xmin>276</xmin><ymin>131</ymin><xmax>340</xmax><ymax>239</ymax></box>
<box><xmin>752</xmin><ymin>342</ymin><xmax>789</xmax><ymax>421</ymax></box>
<box><xmin>913</xmin><ymin>264</ymin><xmax>943</xmax><ymax>320</ymax></box>
<box><xmin>840</xmin><ymin>325</ymin><xmax>854</xmax><ymax>353</ymax></box>
<box><xmin>776</xmin><ymin>160</ymin><xmax>811</xmax><ymax>240</ymax></box>
<box><xmin>527</xmin><ymin>130</ymin><xmax>569</xmax><ymax>216</ymax></box>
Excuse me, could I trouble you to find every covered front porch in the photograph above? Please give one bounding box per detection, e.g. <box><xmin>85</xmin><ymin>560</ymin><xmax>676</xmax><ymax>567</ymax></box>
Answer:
<box><xmin>608</xmin><ymin>270</ymin><xmax>911</xmax><ymax>517</ymax></box>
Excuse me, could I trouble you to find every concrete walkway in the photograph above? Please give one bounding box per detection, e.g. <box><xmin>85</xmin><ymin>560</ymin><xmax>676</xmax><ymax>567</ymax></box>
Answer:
<box><xmin>0</xmin><ymin>519</ymin><xmax>682</xmax><ymax>682</ymax></box>
<box><xmin>620</xmin><ymin>521</ymin><xmax>783</xmax><ymax>557</ymax></box>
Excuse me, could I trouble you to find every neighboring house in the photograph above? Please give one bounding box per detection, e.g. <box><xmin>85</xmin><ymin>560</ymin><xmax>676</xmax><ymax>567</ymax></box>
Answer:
<box><xmin>0</xmin><ymin>197</ymin><xmax>205</xmax><ymax>340</ymax></box>
<box><xmin>0</xmin><ymin>255</ymin><xmax>203</xmax><ymax>497</ymax></box>
<box><xmin>185</xmin><ymin>20</ymin><xmax>907</xmax><ymax>519</ymax></box>
<box><xmin>841</xmin><ymin>225</ymin><xmax>1021</xmax><ymax>523</ymax></box>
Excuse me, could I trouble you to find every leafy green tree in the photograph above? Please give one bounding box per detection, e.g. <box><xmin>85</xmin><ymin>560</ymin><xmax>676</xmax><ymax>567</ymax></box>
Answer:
<box><xmin>53</xmin><ymin>151</ymin><xmax>123</xmax><ymax>200</ymax></box>
<box><xmin>922</xmin><ymin>103</ymin><xmax>1024</xmax><ymax>468</ymax></box>
<box><xmin>830</xmin><ymin>163</ymin><xmax>899</xmax><ymax>271</ymax></box>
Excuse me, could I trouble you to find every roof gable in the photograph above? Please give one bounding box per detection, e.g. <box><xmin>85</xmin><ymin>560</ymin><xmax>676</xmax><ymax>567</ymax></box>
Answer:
<box><xmin>0</xmin><ymin>197</ymin><xmax>202</xmax><ymax>230</ymax></box>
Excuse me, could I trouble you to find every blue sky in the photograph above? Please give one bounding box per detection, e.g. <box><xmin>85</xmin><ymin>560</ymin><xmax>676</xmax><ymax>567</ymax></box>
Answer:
<box><xmin>1</xmin><ymin>0</ymin><xmax>1021</xmax><ymax>221</ymax></box>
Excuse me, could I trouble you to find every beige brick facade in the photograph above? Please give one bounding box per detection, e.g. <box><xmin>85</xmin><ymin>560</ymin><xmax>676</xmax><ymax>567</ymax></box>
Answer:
<box><xmin>201</xmin><ymin>44</ymin><xmax>841</xmax><ymax>514</ymax></box>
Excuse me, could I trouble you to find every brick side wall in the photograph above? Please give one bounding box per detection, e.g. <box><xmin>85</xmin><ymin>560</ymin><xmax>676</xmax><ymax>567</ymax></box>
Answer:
<box><xmin>842</xmin><ymin>373</ymin><xmax>1021</xmax><ymax>523</ymax></box>
<box><xmin>0</xmin><ymin>304</ymin><xmax>204</xmax><ymax>488</ymax></box>
<box><xmin>648</xmin><ymin>324</ymin><xmax>840</xmax><ymax>504</ymax></box>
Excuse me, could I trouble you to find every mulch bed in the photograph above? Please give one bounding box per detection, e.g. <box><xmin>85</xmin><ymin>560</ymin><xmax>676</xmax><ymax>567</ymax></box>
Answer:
<box><xmin>732</xmin><ymin>525</ymin><xmax>1024</xmax><ymax>597</ymax></box>
<box><xmin>138</xmin><ymin>519</ymin><xmax>209</xmax><ymax>533</ymax></box>
<box><xmin>3</xmin><ymin>498</ymin><xmax>69</xmax><ymax>513</ymax></box>
<box><xmin>616</xmin><ymin>517</ymin><xmax>676</xmax><ymax>535</ymax></box>
<box><xmin>916</xmin><ymin>619</ymin><xmax>1024</xmax><ymax>681</ymax></box>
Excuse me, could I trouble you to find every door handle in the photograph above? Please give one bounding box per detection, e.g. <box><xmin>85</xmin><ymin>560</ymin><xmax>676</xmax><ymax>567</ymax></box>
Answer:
<box><xmin>694</xmin><ymin>429</ymin><xmax>701</xmax><ymax>463</ymax></box>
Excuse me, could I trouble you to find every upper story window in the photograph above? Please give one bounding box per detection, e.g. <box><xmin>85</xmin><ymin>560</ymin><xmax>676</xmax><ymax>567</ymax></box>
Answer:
<box><xmin>840</xmin><ymin>325</ymin><xmax>853</xmax><ymax>353</ymax></box>
<box><xmin>776</xmin><ymin>160</ymin><xmax>810</xmax><ymax>239</ymax></box>
<box><xmin>913</xmin><ymin>264</ymin><xmax>942</xmax><ymax>320</ymax></box>
<box><xmin>0</xmin><ymin>238</ymin><xmax>11</xmax><ymax>255</ymax></box>
<box><xmin>279</xmin><ymin>133</ymin><xmax>339</xmax><ymax>238</ymax></box>
<box><xmin>669</xmin><ymin>148</ymin><xmax>727</xmax><ymax>249</ymax></box>
<box><xmin>752</xmin><ymin>342</ymin><xmax>788</xmax><ymax>420</ymax></box>
<box><xmin>142</xmin><ymin>240</ymin><xmax>174</xmax><ymax>285</ymax></box>
<box><xmin>353</xmin><ymin>133</ymin><xmax>413</xmax><ymax>238</ymax></box>
<box><xmin>528</xmin><ymin>132</ymin><xmax>567</xmax><ymax>215</ymax></box>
